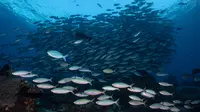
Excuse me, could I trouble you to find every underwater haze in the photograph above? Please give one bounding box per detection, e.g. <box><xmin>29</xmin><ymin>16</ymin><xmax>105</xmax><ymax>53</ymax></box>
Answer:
<box><xmin>0</xmin><ymin>0</ymin><xmax>200</xmax><ymax>112</ymax></box>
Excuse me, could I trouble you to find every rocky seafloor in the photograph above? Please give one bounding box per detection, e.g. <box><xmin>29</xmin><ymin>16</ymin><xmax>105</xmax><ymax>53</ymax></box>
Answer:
<box><xmin>0</xmin><ymin>64</ymin><xmax>41</xmax><ymax>112</ymax></box>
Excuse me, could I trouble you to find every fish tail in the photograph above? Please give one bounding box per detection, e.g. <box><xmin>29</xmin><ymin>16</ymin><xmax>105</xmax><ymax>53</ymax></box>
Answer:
<box><xmin>144</xmin><ymin>100</ymin><xmax>147</xmax><ymax>106</ymax></box>
<box><xmin>115</xmin><ymin>99</ymin><xmax>120</xmax><ymax>107</ymax></box>
<box><xmin>50</xmin><ymin>77</ymin><xmax>53</xmax><ymax>82</ymax></box>
<box><xmin>129</xmin><ymin>83</ymin><xmax>134</xmax><ymax>88</ymax></box>
<box><xmin>110</xmin><ymin>94</ymin><xmax>114</xmax><ymax>99</ymax></box>
<box><xmin>89</xmin><ymin>82</ymin><xmax>92</xmax><ymax>86</ymax></box>
<box><xmin>63</xmin><ymin>54</ymin><xmax>70</xmax><ymax>62</ymax></box>
<box><xmin>63</xmin><ymin>55</ymin><xmax>68</xmax><ymax>61</ymax></box>
<box><xmin>71</xmin><ymin>90</ymin><xmax>75</xmax><ymax>94</ymax></box>
<box><xmin>55</xmin><ymin>84</ymin><xmax>59</xmax><ymax>87</ymax></box>
<box><xmin>91</xmin><ymin>98</ymin><xmax>95</xmax><ymax>102</ymax></box>
<box><xmin>89</xmin><ymin>80</ymin><xmax>93</xmax><ymax>86</ymax></box>
<box><xmin>143</xmin><ymin>87</ymin><xmax>146</xmax><ymax>91</ymax></box>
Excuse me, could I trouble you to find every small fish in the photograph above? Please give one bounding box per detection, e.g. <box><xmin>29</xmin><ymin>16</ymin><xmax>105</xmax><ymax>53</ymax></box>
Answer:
<box><xmin>149</xmin><ymin>103</ymin><xmax>162</xmax><ymax>109</ymax></box>
<box><xmin>71</xmin><ymin>77</ymin><xmax>92</xmax><ymax>85</ymax></box>
<box><xmin>170</xmin><ymin>107</ymin><xmax>180</xmax><ymax>112</ymax></box>
<box><xmin>51</xmin><ymin>88</ymin><xmax>74</xmax><ymax>94</ymax></box>
<box><xmin>159</xmin><ymin>91</ymin><xmax>173</xmax><ymax>96</ymax></box>
<box><xmin>129</xmin><ymin>100</ymin><xmax>146</xmax><ymax>106</ymax></box>
<box><xmin>59</xmin><ymin>62</ymin><xmax>69</xmax><ymax>67</ymax></box>
<box><xmin>37</xmin><ymin>83</ymin><xmax>55</xmax><ymax>89</ymax></box>
<box><xmin>97</xmin><ymin>95</ymin><xmax>113</xmax><ymax>100</ymax></box>
<box><xmin>84</xmin><ymin>89</ymin><xmax>104</xmax><ymax>96</ymax></box>
<box><xmin>13</xmin><ymin>27</ymin><xmax>20</xmax><ymax>31</ymax></box>
<box><xmin>145</xmin><ymin>89</ymin><xmax>156</xmax><ymax>95</ymax></box>
<box><xmin>178</xmin><ymin>2</ymin><xmax>187</xmax><ymax>5</ymax></box>
<box><xmin>161</xmin><ymin>102</ymin><xmax>174</xmax><ymax>106</ymax></box>
<box><xmin>191</xmin><ymin>100</ymin><xmax>200</xmax><ymax>104</ymax></box>
<box><xmin>75</xmin><ymin>92</ymin><xmax>88</xmax><ymax>97</ymax></box>
<box><xmin>194</xmin><ymin>76</ymin><xmax>200</xmax><ymax>82</ymax></box>
<box><xmin>173</xmin><ymin>100</ymin><xmax>183</xmax><ymax>104</ymax></box>
<box><xmin>33</xmin><ymin>78</ymin><xmax>52</xmax><ymax>83</ymax></box>
<box><xmin>20</xmin><ymin>74</ymin><xmax>37</xmax><ymax>78</ymax></box>
<box><xmin>78</xmin><ymin>68</ymin><xmax>92</xmax><ymax>73</ymax></box>
<box><xmin>58</xmin><ymin>78</ymin><xmax>71</xmax><ymax>84</ymax></box>
<box><xmin>185</xmin><ymin>100</ymin><xmax>192</xmax><ymax>104</ymax></box>
<box><xmin>97</xmin><ymin>3</ymin><xmax>102</xmax><ymax>8</ymax></box>
<box><xmin>129</xmin><ymin>95</ymin><xmax>143</xmax><ymax>101</ymax></box>
<box><xmin>92</xmin><ymin>73</ymin><xmax>101</xmax><ymax>77</ymax></box>
<box><xmin>74</xmin><ymin>40</ymin><xmax>83</xmax><ymax>44</ymax></box>
<box><xmin>75</xmin><ymin>32</ymin><xmax>91</xmax><ymax>41</ymax></box>
<box><xmin>98</xmin><ymin>79</ymin><xmax>107</xmax><ymax>83</ymax></box>
<box><xmin>160</xmin><ymin>105</ymin><xmax>170</xmax><ymax>110</ymax></box>
<box><xmin>0</xmin><ymin>33</ymin><xmax>6</xmax><ymax>37</ymax></box>
<box><xmin>184</xmin><ymin>105</ymin><xmax>193</xmax><ymax>109</ymax></box>
<box><xmin>102</xmin><ymin>86</ymin><xmax>119</xmax><ymax>91</ymax></box>
<box><xmin>176</xmin><ymin>27</ymin><xmax>183</xmax><ymax>30</ymax></box>
<box><xmin>156</xmin><ymin>72</ymin><xmax>168</xmax><ymax>76</ymax></box>
<box><xmin>134</xmin><ymin>71</ymin><xmax>143</xmax><ymax>77</ymax></box>
<box><xmin>141</xmin><ymin>91</ymin><xmax>155</xmax><ymax>98</ymax></box>
<box><xmin>62</xmin><ymin>86</ymin><xmax>77</xmax><ymax>91</ymax></box>
<box><xmin>192</xmin><ymin>68</ymin><xmax>200</xmax><ymax>74</ymax></box>
<box><xmin>74</xmin><ymin>98</ymin><xmax>94</xmax><ymax>105</ymax></box>
<box><xmin>112</xmin><ymin>82</ymin><xmax>134</xmax><ymax>89</ymax></box>
<box><xmin>158</xmin><ymin>82</ymin><xmax>173</xmax><ymax>87</ymax></box>
<box><xmin>103</xmin><ymin>69</ymin><xmax>114</xmax><ymax>74</ymax></box>
<box><xmin>128</xmin><ymin>87</ymin><xmax>143</xmax><ymax>93</ymax></box>
<box><xmin>133</xmin><ymin>37</ymin><xmax>140</xmax><ymax>43</ymax></box>
<box><xmin>69</xmin><ymin>66</ymin><xmax>81</xmax><ymax>71</ymax></box>
<box><xmin>96</xmin><ymin>99</ymin><xmax>119</xmax><ymax>106</ymax></box>
<box><xmin>12</xmin><ymin>70</ymin><xmax>31</xmax><ymax>76</ymax></box>
<box><xmin>47</xmin><ymin>50</ymin><xmax>70</xmax><ymax>62</ymax></box>
<box><xmin>134</xmin><ymin>31</ymin><xmax>141</xmax><ymax>37</ymax></box>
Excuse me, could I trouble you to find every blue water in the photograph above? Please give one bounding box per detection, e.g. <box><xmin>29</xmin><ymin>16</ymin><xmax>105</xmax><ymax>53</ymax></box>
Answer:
<box><xmin>0</xmin><ymin>0</ymin><xmax>200</xmax><ymax>111</ymax></box>
<box><xmin>1</xmin><ymin>0</ymin><xmax>199</xmax><ymax>83</ymax></box>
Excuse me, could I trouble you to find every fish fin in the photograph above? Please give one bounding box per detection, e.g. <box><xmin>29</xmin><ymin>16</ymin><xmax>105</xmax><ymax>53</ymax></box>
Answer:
<box><xmin>172</xmin><ymin>92</ymin><xmax>175</xmax><ymax>96</ymax></box>
<box><xmin>69</xmin><ymin>89</ymin><xmax>75</xmax><ymax>94</ymax></box>
<box><xmin>55</xmin><ymin>84</ymin><xmax>59</xmax><ymax>87</ymax></box>
<box><xmin>115</xmin><ymin>99</ymin><xmax>120</xmax><ymax>107</ymax></box>
<box><xmin>89</xmin><ymin>81</ymin><xmax>92</xmax><ymax>86</ymax></box>
<box><xmin>143</xmin><ymin>87</ymin><xmax>146</xmax><ymax>91</ymax></box>
<box><xmin>63</xmin><ymin>54</ymin><xmax>69</xmax><ymax>62</ymax></box>
<box><xmin>110</xmin><ymin>94</ymin><xmax>113</xmax><ymax>99</ymax></box>
<box><xmin>91</xmin><ymin>98</ymin><xmax>95</xmax><ymax>102</ymax></box>
<box><xmin>129</xmin><ymin>83</ymin><xmax>134</xmax><ymax>88</ymax></box>
<box><xmin>143</xmin><ymin>100</ymin><xmax>147</xmax><ymax>106</ymax></box>
<box><xmin>117</xmin><ymin>88</ymin><xmax>120</xmax><ymax>91</ymax></box>
<box><xmin>50</xmin><ymin>77</ymin><xmax>53</xmax><ymax>82</ymax></box>
<box><xmin>70</xmin><ymin>91</ymin><xmax>74</xmax><ymax>94</ymax></box>
<box><xmin>102</xmin><ymin>91</ymin><xmax>106</xmax><ymax>95</ymax></box>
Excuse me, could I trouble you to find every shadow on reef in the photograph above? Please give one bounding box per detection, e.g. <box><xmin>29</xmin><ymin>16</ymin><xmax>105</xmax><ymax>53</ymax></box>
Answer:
<box><xmin>0</xmin><ymin>64</ymin><xmax>42</xmax><ymax>112</ymax></box>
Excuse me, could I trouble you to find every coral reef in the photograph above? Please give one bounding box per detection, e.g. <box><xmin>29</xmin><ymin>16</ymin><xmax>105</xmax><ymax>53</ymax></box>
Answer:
<box><xmin>0</xmin><ymin>64</ymin><xmax>42</xmax><ymax>112</ymax></box>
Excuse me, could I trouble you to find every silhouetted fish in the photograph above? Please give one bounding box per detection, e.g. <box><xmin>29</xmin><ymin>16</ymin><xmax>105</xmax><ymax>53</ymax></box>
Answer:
<box><xmin>176</xmin><ymin>28</ymin><xmax>183</xmax><ymax>30</ymax></box>
<box><xmin>192</xmin><ymin>68</ymin><xmax>200</xmax><ymax>75</ymax></box>
<box><xmin>178</xmin><ymin>2</ymin><xmax>187</xmax><ymax>5</ymax></box>
<box><xmin>75</xmin><ymin>32</ymin><xmax>92</xmax><ymax>41</ymax></box>
<box><xmin>97</xmin><ymin>3</ymin><xmax>102</xmax><ymax>8</ymax></box>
